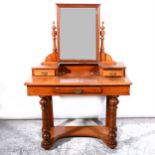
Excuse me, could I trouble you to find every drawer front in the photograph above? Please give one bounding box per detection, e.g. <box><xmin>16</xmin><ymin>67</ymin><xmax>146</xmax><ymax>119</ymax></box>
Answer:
<box><xmin>27</xmin><ymin>86</ymin><xmax>130</xmax><ymax>96</ymax></box>
<box><xmin>55</xmin><ymin>87</ymin><xmax>102</xmax><ymax>94</ymax></box>
<box><xmin>101</xmin><ymin>69</ymin><xmax>124</xmax><ymax>77</ymax></box>
<box><xmin>33</xmin><ymin>69</ymin><xmax>55</xmax><ymax>77</ymax></box>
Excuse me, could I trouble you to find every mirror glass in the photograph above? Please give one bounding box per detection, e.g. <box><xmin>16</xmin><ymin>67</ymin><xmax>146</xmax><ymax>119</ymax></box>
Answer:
<box><xmin>60</xmin><ymin>8</ymin><xmax>96</xmax><ymax>60</ymax></box>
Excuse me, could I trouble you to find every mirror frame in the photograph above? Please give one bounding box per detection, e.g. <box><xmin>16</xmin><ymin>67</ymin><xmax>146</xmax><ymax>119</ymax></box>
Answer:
<box><xmin>56</xmin><ymin>4</ymin><xmax>100</xmax><ymax>64</ymax></box>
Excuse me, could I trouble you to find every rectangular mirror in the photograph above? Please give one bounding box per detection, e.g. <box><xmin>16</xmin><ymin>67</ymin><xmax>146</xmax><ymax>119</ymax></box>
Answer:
<box><xmin>57</xmin><ymin>4</ymin><xmax>100</xmax><ymax>63</ymax></box>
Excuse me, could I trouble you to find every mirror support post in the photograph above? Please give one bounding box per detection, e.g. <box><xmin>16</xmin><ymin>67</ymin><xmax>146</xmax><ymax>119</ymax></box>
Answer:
<box><xmin>100</xmin><ymin>21</ymin><xmax>105</xmax><ymax>53</ymax></box>
<box><xmin>100</xmin><ymin>21</ymin><xmax>116</xmax><ymax>65</ymax></box>
<box><xmin>100</xmin><ymin>21</ymin><xmax>105</xmax><ymax>61</ymax></box>
<box><xmin>52</xmin><ymin>21</ymin><xmax>57</xmax><ymax>54</ymax></box>
<box><xmin>42</xmin><ymin>21</ymin><xmax>58</xmax><ymax>64</ymax></box>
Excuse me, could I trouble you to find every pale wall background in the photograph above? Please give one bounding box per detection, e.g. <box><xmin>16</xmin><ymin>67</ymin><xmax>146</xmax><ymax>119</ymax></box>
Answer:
<box><xmin>0</xmin><ymin>0</ymin><xmax>155</xmax><ymax>119</ymax></box>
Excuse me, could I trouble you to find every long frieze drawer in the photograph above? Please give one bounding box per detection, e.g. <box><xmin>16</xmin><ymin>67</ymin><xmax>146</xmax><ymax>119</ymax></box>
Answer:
<box><xmin>32</xmin><ymin>69</ymin><xmax>56</xmax><ymax>77</ymax></box>
<box><xmin>54</xmin><ymin>87</ymin><xmax>102</xmax><ymax>94</ymax></box>
<box><xmin>100</xmin><ymin>69</ymin><xmax>125</xmax><ymax>77</ymax></box>
<box><xmin>27</xmin><ymin>86</ymin><xmax>130</xmax><ymax>96</ymax></box>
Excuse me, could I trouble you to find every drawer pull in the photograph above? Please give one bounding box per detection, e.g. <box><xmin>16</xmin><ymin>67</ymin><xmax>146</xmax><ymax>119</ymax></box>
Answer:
<box><xmin>74</xmin><ymin>89</ymin><xmax>83</xmax><ymax>94</ymax></box>
<box><xmin>109</xmin><ymin>71</ymin><xmax>116</xmax><ymax>76</ymax></box>
<box><xmin>41</xmin><ymin>71</ymin><xmax>48</xmax><ymax>76</ymax></box>
<box><xmin>55</xmin><ymin>87</ymin><xmax>102</xmax><ymax>94</ymax></box>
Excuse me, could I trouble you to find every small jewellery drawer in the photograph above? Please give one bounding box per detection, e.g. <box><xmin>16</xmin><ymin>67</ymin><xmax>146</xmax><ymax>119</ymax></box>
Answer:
<box><xmin>100</xmin><ymin>69</ymin><xmax>125</xmax><ymax>77</ymax></box>
<box><xmin>32</xmin><ymin>69</ymin><xmax>56</xmax><ymax>77</ymax></box>
<box><xmin>103</xmin><ymin>69</ymin><xmax>124</xmax><ymax>77</ymax></box>
<box><xmin>54</xmin><ymin>87</ymin><xmax>102</xmax><ymax>94</ymax></box>
<box><xmin>99</xmin><ymin>62</ymin><xmax>126</xmax><ymax>77</ymax></box>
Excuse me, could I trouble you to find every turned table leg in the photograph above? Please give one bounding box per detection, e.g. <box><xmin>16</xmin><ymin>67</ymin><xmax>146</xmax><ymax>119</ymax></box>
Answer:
<box><xmin>106</xmin><ymin>96</ymin><xmax>119</xmax><ymax>149</ymax></box>
<box><xmin>40</xmin><ymin>96</ymin><xmax>53</xmax><ymax>150</ymax></box>
<box><xmin>106</xmin><ymin>96</ymin><xmax>110</xmax><ymax>127</ymax></box>
<box><xmin>47</xmin><ymin>96</ymin><xmax>54</xmax><ymax>127</ymax></box>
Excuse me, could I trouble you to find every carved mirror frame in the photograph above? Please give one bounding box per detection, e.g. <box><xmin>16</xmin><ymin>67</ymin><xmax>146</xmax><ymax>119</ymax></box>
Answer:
<box><xmin>56</xmin><ymin>4</ymin><xmax>100</xmax><ymax>64</ymax></box>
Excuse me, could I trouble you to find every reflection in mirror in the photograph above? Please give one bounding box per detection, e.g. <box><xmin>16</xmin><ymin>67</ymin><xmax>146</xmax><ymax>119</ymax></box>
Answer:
<box><xmin>60</xmin><ymin>8</ymin><xmax>96</xmax><ymax>60</ymax></box>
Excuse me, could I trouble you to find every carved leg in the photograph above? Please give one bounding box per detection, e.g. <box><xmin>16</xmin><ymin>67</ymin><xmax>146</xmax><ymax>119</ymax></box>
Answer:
<box><xmin>106</xmin><ymin>96</ymin><xmax>110</xmax><ymax>127</ymax></box>
<box><xmin>40</xmin><ymin>96</ymin><xmax>53</xmax><ymax>150</ymax></box>
<box><xmin>106</xmin><ymin>96</ymin><xmax>119</xmax><ymax>149</ymax></box>
<box><xmin>47</xmin><ymin>96</ymin><xmax>54</xmax><ymax>127</ymax></box>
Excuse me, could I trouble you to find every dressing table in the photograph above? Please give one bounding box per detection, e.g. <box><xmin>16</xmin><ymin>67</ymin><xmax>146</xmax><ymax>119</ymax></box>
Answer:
<box><xmin>25</xmin><ymin>4</ymin><xmax>131</xmax><ymax>150</ymax></box>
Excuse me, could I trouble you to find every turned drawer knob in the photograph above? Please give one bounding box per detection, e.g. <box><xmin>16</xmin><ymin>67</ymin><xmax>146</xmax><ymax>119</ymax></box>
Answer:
<box><xmin>74</xmin><ymin>89</ymin><xmax>83</xmax><ymax>94</ymax></box>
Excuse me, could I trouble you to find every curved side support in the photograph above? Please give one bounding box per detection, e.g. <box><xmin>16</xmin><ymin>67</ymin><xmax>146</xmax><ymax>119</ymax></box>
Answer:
<box><xmin>42</xmin><ymin>52</ymin><xmax>58</xmax><ymax>65</ymax></box>
<box><xmin>100</xmin><ymin>52</ymin><xmax>116</xmax><ymax>65</ymax></box>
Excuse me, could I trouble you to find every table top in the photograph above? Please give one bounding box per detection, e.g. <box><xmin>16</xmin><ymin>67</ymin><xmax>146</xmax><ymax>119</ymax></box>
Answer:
<box><xmin>25</xmin><ymin>75</ymin><xmax>131</xmax><ymax>87</ymax></box>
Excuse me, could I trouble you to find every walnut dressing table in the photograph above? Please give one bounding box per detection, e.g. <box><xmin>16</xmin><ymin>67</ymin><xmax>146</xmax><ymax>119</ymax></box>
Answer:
<box><xmin>25</xmin><ymin>4</ymin><xmax>131</xmax><ymax>150</ymax></box>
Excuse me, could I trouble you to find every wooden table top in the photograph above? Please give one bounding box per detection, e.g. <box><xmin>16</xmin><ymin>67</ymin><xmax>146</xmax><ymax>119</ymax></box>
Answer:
<box><xmin>25</xmin><ymin>75</ymin><xmax>131</xmax><ymax>86</ymax></box>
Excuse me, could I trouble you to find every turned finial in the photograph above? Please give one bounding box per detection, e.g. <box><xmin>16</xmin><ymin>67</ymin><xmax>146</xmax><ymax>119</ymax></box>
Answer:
<box><xmin>100</xmin><ymin>21</ymin><xmax>105</xmax><ymax>39</ymax></box>
<box><xmin>52</xmin><ymin>21</ymin><xmax>57</xmax><ymax>38</ymax></box>
<box><xmin>52</xmin><ymin>21</ymin><xmax>57</xmax><ymax>53</ymax></box>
